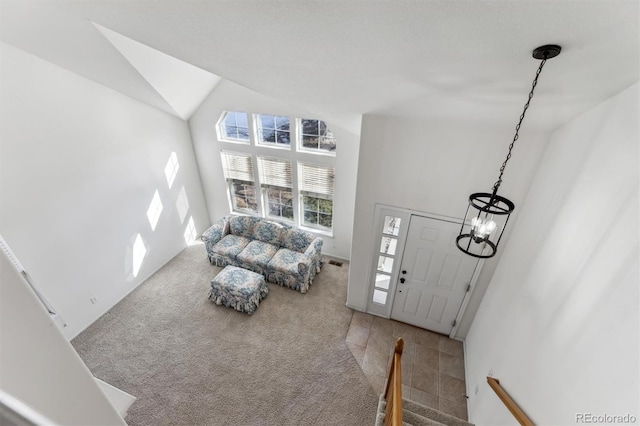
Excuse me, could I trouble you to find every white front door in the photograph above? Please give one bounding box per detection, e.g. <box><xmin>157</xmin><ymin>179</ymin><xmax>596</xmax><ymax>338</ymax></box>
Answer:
<box><xmin>390</xmin><ymin>215</ymin><xmax>479</xmax><ymax>334</ymax></box>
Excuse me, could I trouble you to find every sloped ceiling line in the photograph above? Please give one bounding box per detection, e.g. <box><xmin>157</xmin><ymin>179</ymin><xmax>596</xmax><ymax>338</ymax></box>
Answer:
<box><xmin>93</xmin><ymin>22</ymin><xmax>222</xmax><ymax>121</ymax></box>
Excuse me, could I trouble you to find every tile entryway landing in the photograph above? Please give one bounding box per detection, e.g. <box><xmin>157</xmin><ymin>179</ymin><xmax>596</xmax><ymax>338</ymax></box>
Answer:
<box><xmin>346</xmin><ymin>311</ymin><xmax>468</xmax><ymax>420</ymax></box>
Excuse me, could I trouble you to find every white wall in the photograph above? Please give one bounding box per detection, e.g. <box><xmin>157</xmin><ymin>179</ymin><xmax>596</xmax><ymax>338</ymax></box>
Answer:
<box><xmin>465</xmin><ymin>83</ymin><xmax>639</xmax><ymax>424</ymax></box>
<box><xmin>0</xmin><ymin>42</ymin><xmax>210</xmax><ymax>339</ymax></box>
<box><xmin>0</xmin><ymin>250</ymin><xmax>126</xmax><ymax>425</ymax></box>
<box><xmin>347</xmin><ymin>113</ymin><xmax>550</xmax><ymax>337</ymax></box>
<box><xmin>189</xmin><ymin>79</ymin><xmax>361</xmax><ymax>259</ymax></box>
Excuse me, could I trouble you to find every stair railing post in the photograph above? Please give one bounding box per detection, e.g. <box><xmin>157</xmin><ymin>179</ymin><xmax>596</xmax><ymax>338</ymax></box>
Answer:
<box><xmin>384</xmin><ymin>338</ymin><xmax>404</xmax><ymax>426</ymax></box>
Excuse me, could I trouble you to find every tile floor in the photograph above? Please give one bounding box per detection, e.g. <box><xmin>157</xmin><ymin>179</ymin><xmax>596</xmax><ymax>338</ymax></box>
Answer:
<box><xmin>346</xmin><ymin>311</ymin><xmax>468</xmax><ymax>420</ymax></box>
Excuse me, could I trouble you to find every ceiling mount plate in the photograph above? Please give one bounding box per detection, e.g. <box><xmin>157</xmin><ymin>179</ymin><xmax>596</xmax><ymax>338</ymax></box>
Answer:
<box><xmin>532</xmin><ymin>44</ymin><xmax>562</xmax><ymax>60</ymax></box>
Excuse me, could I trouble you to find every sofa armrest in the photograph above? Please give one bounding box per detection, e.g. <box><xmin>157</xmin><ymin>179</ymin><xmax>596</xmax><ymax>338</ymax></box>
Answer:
<box><xmin>304</xmin><ymin>238</ymin><xmax>323</xmax><ymax>260</ymax></box>
<box><xmin>297</xmin><ymin>256</ymin><xmax>312</xmax><ymax>276</ymax></box>
<box><xmin>200</xmin><ymin>216</ymin><xmax>230</xmax><ymax>246</ymax></box>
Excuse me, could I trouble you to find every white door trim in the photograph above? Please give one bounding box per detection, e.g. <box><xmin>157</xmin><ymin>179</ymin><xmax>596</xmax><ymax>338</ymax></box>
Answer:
<box><xmin>367</xmin><ymin>204</ymin><xmax>482</xmax><ymax>339</ymax></box>
<box><xmin>449</xmin><ymin>258</ymin><xmax>484</xmax><ymax>338</ymax></box>
<box><xmin>366</xmin><ymin>206</ymin><xmax>411</xmax><ymax>318</ymax></box>
<box><xmin>376</xmin><ymin>204</ymin><xmax>464</xmax><ymax>227</ymax></box>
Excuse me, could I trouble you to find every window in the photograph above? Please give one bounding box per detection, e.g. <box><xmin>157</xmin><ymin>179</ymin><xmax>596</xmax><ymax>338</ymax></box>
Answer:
<box><xmin>218</xmin><ymin>111</ymin><xmax>250</xmax><ymax>142</ymax></box>
<box><xmin>299</xmin><ymin>119</ymin><xmax>336</xmax><ymax>153</ymax></box>
<box><xmin>220</xmin><ymin>151</ymin><xmax>257</xmax><ymax>213</ymax></box>
<box><xmin>299</xmin><ymin>162</ymin><xmax>335</xmax><ymax>231</ymax></box>
<box><xmin>216</xmin><ymin>112</ymin><xmax>338</xmax><ymax>235</ymax></box>
<box><xmin>216</xmin><ymin>112</ymin><xmax>337</xmax><ymax>155</ymax></box>
<box><xmin>372</xmin><ymin>215</ymin><xmax>402</xmax><ymax>306</ymax></box>
<box><xmin>258</xmin><ymin>157</ymin><xmax>293</xmax><ymax>221</ymax></box>
<box><xmin>256</xmin><ymin>114</ymin><xmax>291</xmax><ymax>147</ymax></box>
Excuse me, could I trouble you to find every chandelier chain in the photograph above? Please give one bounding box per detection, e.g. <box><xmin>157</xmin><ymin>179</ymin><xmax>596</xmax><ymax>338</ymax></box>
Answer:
<box><xmin>492</xmin><ymin>57</ymin><xmax>548</xmax><ymax>193</ymax></box>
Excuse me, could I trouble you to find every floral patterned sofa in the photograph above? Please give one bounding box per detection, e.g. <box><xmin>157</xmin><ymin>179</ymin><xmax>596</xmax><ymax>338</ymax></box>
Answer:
<box><xmin>200</xmin><ymin>216</ymin><xmax>323</xmax><ymax>293</ymax></box>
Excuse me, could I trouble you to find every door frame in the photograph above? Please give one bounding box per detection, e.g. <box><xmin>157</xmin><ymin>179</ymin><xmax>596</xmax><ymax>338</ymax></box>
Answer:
<box><xmin>366</xmin><ymin>204</ymin><xmax>484</xmax><ymax>338</ymax></box>
<box><xmin>365</xmin><ymin>206</ymin><xmax>412</xmax><ymax>318</ymax></box>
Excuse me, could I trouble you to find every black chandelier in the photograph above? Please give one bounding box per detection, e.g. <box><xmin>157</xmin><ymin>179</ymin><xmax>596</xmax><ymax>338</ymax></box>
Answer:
<box><xmin>456</xmin><ymin>44</ymin><xmax>561</xmax><ymax>259</ymax></box>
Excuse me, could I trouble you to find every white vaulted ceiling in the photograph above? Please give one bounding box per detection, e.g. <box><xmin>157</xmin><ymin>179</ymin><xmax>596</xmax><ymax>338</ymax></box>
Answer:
<box><xmin>93</xmin><ymin>22</ymin><xmax>221</xmax><ymax>120</ymax></box>
<box><xmin>0</xmin><ymin>0</ymin><xmax>638</xmax><ymax>130</ymax></box>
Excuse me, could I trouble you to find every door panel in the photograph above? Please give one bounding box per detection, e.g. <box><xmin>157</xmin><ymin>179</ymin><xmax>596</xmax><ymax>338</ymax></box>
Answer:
<box><xmin>421</xmin><ymin>227</ymin><xmax>439</xmax><ymax>242</ymax></box>
<box><xmin>391</xmin><ymin>215</ymin><xmax>479</xmax><ymax>334</ymax></box>
<box><xmin>437</xmin><ymin>255</ymin><xmax>462</xmax><ymax>289</ymax></box>
<box><xmin>412</xmin><ymin>248</ymin><xmax>433</xmax><ymax>282</ymax></box>
<box><xmin>426</xmin><ymin>295</ymin><xmax>447</xmax><ymax>322</ymax></box>
<box><xmin>403</xmin><ymin>289</ymin><xmax>421</xmax><ymax>314</ymax></box>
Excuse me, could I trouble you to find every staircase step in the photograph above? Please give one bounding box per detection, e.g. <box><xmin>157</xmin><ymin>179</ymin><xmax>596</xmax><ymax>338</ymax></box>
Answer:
<box><xmin>402</xmin><ymin>398</ymin><xmax>473</xmax><ymax>426</ymax></box>
<box><xmin>376</xmin><ymin>411</ymin><xmax>415</xmax><ymax>426</ymax></box>
<box><xmin>404</xmin><ymin>408</ymin><xmax>447</xmax><ymax>426</ymax></box>
<box><xmin>375</xmin><ymin>394</ymin><xmax>474</xmax><ymax>426</ymax></box>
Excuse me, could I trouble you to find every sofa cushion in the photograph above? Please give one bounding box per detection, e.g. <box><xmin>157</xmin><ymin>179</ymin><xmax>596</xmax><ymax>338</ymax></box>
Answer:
<box><xmin>253</xmin><ymin>220</ymin><xmax>285</xmax><ymax>246</ymax></box>
<box><xmin>212</xmin><ymin>234</ymin><xmax>251</xmax><ymax>258</ymax></box>
<box><xmin>281</xmin><ymin>228</ymin><xmax>316</xmax><ymax>252</ymax></box>
<box><xmin>229</xmin><ymin>216</ymin><xmax>261</xmax><ymax>238</ymax></box>
<box><xmin>237</xmin><ymin>240</ymin><xmax>279</xmax><ymax>268</ymax></box>
<box><xmin>268</xmin><ymin>248</ymin><xmax>310</xmax><ymax>276</ymax></box>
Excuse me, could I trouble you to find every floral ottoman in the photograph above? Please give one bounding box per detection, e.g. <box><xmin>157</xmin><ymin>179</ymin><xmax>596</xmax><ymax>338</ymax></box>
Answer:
<box><xmin>209</xmin><ymin>266</ymin><xmax>269</xmax><ymax>315</ymax></box>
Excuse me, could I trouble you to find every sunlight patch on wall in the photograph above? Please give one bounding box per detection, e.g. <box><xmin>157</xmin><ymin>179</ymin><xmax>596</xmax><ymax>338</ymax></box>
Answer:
<box><xmin>132</xmin><ymin>234</ymin><xmax>147</xmax><ymax>278</ymax></box>
<box><xmin>184</xmin><ymin>216</ymin><xmax>197</xmax><ymax>246</ymax></box>
<box><xmin>164</xmin><ymin>152</ymin><xmax>180</xmax><ymax>188</ymax></box>
<box><xmin>146</xmin><ymin>190</ymin><xmax>163</xmax><ymax>231</ymax></box>
<box><xmin>176</xmin><ymin>186</ymin><xmax>190</xmax><ymax>224</ymax></box>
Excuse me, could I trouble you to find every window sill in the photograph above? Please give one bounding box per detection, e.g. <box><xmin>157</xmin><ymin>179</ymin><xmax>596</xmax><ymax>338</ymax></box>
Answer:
<box><xmin>230</xmin><ymin>209</ymin><xmax>259</xmax><ymax>217</ymax></box>
<box><xmin>299</xmin><ymin>225</ymin><xmax>333</xmax><ymax>238</ymax></box>
<box><xmin>256</xmin><ymin>142</ymin><xmax>291</xmax><ymax>151</ymax></box>
<box><xmin>226</xmin><ymin>212</ymin><xmax>334</xmax><ymax>238</ymax></box>
<box><xmin>266</xmin><ymin>216</ymin><xmax>295</xmax><ymax>226</ymax></box>
<box><xmin>297</xmin><ymin>148</ymin><xmax>336</xmax><ymax>157</ymax></box>
<box><xmin>219</xmin><ymin>138</ymin><xmax>250</xmax><ymax>145</ymax></box>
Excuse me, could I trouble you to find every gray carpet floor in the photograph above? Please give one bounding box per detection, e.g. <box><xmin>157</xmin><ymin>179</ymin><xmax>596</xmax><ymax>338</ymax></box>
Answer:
<box><xmin>72</xmin><ymin>244</ymin><xmax>378</xmax><ymax>426</ymax></box>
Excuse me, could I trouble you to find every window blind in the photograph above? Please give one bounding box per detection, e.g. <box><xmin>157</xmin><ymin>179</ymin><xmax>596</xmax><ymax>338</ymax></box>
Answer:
<box><xmin>220</xmin><ymin>151</ymin><xmax>254</xmax><ymax>182</ymax></box>
<box><xmin>299</xmin><ymin>162</ymin><xmax>335</xmax><ymax>196</ymax></box>
<box><xmin>258</xmin><ymin>157</ymin><xmax>292</xmax><ymax>189</ymax></box>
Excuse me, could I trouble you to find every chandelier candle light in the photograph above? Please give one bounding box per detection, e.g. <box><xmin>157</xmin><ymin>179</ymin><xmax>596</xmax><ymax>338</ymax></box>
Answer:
<box><xmin>456</xmin><ymin>44</ymin><xmax>561</xmax><ymax>259</ymax></box>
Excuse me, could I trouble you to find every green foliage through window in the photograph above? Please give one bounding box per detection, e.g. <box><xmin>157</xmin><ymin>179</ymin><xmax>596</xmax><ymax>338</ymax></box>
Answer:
<box><xmin>217</xmin><ymin>113</ymin><xmax>336</xmax><ymax>232</ymax></box>
<box><xmin>303</xmin><ymin>195</ymin><xmax>333</xmax><ymax>229</ymax></box>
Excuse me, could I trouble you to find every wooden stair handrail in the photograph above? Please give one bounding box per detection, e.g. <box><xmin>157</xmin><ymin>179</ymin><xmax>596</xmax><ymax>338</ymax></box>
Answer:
<box><xmin>487</xmin><ymin>377</ymin><xmax>534</xmax><ymax>426</ymax></box>
<box><xmin>383</xmin><ymin>338</ymin><xmax>404</xmax><ymax>426</ymax></box>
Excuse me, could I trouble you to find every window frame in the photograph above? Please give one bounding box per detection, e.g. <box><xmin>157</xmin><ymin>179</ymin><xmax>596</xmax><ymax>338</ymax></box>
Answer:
<box><xmin>366</xmin><ymin>207</ymin><xmax>411</xmax><ymax>317</ymax></box>
<box><xmin>228</xmin><ymin>180</ymin><xmax>259</xmax><ymax>214</ymax></box>
<box><xmin>217</xmin><ymin>111</ymin><xmax>251</xmax><ymax>144</ymax></box>
<box><xmin>297</xmin><ymin>118</ymin><xmax>337</xmax><ymax>156</ymax></box>
<box><xmin>263</xmin><ymin>187</ymin><xmax>295</xmax><ymax>223</ymax></box>
<box><xmin>298</xmin><ymin>162</ymin><xmax>335</xmax><ymax>233</ymax></box>
<box><xmin>257</xmin><ymin>156</ymin><xmax>294</xmax><ymax>223</ymax></box>
<box><xmin>300</xmin><ymin>193</ymin><xmax>333</xmax><ymax>232</ymax></box>
<box><xmin>220</xmin><ymin>151</ymin><xmax>259</xmax><ymax>215</ymax></box>
<box><xmin>216</xmin><ymin>112</ymin><xmax>337</xmax><ymax>237</ymax></box>
<box><xmin>254</xmin><ymin>113</ymin><xmax>292</xmax><ymax>150</ymax></box>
